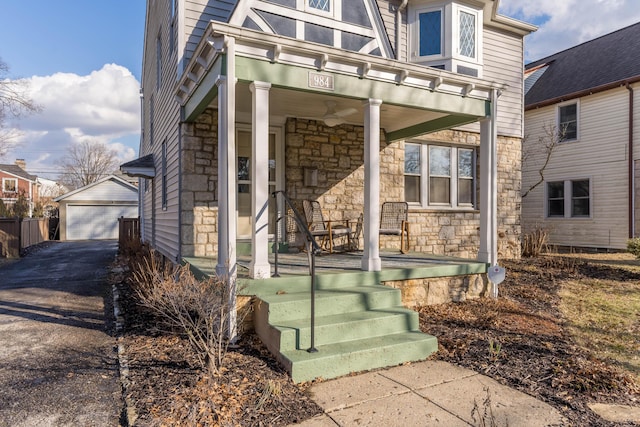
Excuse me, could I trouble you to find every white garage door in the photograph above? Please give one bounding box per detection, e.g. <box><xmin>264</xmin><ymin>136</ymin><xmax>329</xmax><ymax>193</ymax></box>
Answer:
<box><xmin>66</xmin><ymin>204</ymin><xmax>138</xmax><ymax>240</ymax></box>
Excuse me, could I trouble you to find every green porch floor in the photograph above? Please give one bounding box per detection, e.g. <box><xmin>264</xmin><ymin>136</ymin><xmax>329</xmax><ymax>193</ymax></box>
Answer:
<box><xmin>184</xmin><ymin>250</ymin><xmax>488</xmax><ymax>297</ymax></box>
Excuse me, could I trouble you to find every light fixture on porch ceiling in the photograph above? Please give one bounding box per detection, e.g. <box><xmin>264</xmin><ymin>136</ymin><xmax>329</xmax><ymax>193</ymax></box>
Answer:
<box><xmin>322</xmin><ymin>101</ymin><xmax>357</xmax><ymax>127</ymax></box>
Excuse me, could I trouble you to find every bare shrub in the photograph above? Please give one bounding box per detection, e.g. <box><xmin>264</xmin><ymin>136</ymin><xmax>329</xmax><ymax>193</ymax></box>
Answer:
<box><xmin>131</xmin><ymin>250</ymin><xmax>234</xmax><ymax>375</ymax></box>
<box><xmin>522</xmin><ymin>227</ymin><xmax>549</xmax><ymax>257</ymax></box>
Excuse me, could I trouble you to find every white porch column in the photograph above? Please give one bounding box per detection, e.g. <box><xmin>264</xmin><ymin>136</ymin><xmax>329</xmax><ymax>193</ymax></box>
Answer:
<box><xmin>214</xmin><ymin>37</ymin><xmax>238</xmax><ymax>341</ymax></box>
<box><xmin>362</xmin><ymin>98</ymin><xmax>383</xmax><ymax>271</ymax></box>
<box><xmin>249</xmin><ymin>81</ymin><xmax>272</xmax><ymax>278</ymax></box>
<box><xmin>478</xmin><ymin>89</ymin><xmax>499</xmax><ymax>266</ymax></box>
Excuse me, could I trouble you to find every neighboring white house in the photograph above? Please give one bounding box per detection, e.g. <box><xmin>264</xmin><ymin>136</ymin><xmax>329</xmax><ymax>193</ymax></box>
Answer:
<box><xmin>54</xmin><ymin>175</ymin><xmax>138</xmax><ymax>240</ymax></box>
<box><xmin>522</xmin><ymin>22</ymin><xmax>640</xmax><ymax>250</ymax></box>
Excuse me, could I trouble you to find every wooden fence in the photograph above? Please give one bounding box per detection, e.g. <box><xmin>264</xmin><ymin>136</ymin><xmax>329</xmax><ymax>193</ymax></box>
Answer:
<box><xmin>0</xmin><ymin>218</ymin><xmax>50</xmax><ymax>258</ymax></box>
<box><xmin>118</xmin><ymin>217</ymin><xmax>140</xmax><ymax>250</ymax></box>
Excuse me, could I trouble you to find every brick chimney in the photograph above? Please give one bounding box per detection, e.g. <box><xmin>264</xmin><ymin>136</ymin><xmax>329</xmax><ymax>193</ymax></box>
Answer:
<box><xmin>15</xmin><ymin>159</ymin><xmax>26</xmax><ymax>170</ymax></box>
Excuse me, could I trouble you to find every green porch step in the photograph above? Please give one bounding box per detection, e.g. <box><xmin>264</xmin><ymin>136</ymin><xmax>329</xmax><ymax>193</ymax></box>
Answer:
<box><xmin>282</xmin><ymin>331</ymin><xmax>438</xmax><ymax>383</ymax></box>
<box><xmin>256</xmin><ymin>285</ymin><xmax>402</xmax><ymax>323</ymax></box>
<box><xmin>254</xmin><ymin>284</ymin><xmax>438</xmax><ymax>383</ymax></box>
<box><xmin>269</xmin><ymin>306</ymin><xmax>420</xmax><ymax>351</ymax></box>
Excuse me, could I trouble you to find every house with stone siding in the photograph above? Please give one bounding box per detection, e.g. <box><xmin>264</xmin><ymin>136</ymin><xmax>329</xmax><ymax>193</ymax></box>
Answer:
<box><xmin>122</xmin><ymin>0</ymin><xmax>534</xmax><ymax>382</ymax></box>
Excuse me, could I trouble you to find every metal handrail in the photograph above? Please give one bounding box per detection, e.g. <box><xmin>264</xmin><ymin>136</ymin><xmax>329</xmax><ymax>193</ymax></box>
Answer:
<box><xmin>271</xmin><ymin>190</ymin><xmax>320</xmax><ymax>353</ymax></box>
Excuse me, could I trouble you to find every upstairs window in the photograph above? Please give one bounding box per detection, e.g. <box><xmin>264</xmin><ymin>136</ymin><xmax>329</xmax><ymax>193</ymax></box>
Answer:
<box><xmin>558</xmin><ymin>102</ymin><xmax>578</xmax><ymax>141</ymax></box>
<box><xmin>418</xmin><ymin>9</ymin><xmax>442</xmax><ymax>57</ymax></box>
<box><xmin>459</xmin><ymin>10</ymin><xmax>476</xmax><ymax>58</ymax></box>
<box><xmin>2</xmin><ymin>178</ymin><xmax>17</xmax><ymax>193</ymax></box>
<box><xmin>308</xmin><ymin>0</ymin><xmax>330</xmax><ymax>13</ymax></box>
<box><xmin>411</xmin><ymin>2</ymin><xmax>483</xmax><ymax>77</ymax></box>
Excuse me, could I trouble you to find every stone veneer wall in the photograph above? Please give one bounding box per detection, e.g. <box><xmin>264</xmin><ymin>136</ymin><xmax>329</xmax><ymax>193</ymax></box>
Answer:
<box><xmin>284</xmin><ymin>118</ymin><xmax>521</xmax><ymax>260</ymax></box>
<box><xmin>181</xmin><ymin>108</ymin><xmax>219</xmax><ymax>257</ymax></box>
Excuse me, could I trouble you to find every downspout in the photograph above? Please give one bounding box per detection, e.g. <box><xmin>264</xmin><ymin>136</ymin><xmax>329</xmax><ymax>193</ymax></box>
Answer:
<box><xmin>627</xmin><ymin>82</ymin><xmax>635</xmax><ymax>238</ymax></box>
<box><xmin>395</xmin><ymin>0</ymin><xmax>408</xmax><ymax>60</ymax></box>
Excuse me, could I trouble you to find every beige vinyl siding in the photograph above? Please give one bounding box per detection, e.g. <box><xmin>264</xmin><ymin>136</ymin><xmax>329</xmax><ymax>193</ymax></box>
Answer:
<box><xmin>141</xmin><ymin>0</ymin><xmax>182</xmax><ymax>261</ymax></box>
<box><xmin>376</xmin><ymin>0</ymin><xmax>407</xmax><ymax>61</ymax></box>
<box><xmin>522</xmin><ymin>88</ymin><xmax>634</xmax><ymax>249</ymax></box>
<box><xmin>183</xmin><ymin>0</ymin><xmax>236</xmax><ymax>66</ymax></box>
<box><xmin>457</xmin><ymin>27</ymin><xmax>524</xmax><ymax>138</ymax></box>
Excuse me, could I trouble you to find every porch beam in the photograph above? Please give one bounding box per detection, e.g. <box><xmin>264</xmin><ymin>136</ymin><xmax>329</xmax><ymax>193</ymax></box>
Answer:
<box><xmin>385</xmin><ymin>114</ymin><xmax>480</xmax><ymax>142</ymax></box>
<box><xmin>249</xmin><ymin>81</ymin><xmax>272</xmax><ymax>279</ymax></box>
<box><xmin>183</xmin><ymin>56</ymin><xmax>224</xmax><ymax>122</ymax></box>
<box><xmin>233</xmin><ymin>58</ymin><xmax>488</xmax><ymax>117</ymax></box>
<box><xmin>362</xmin><ymin>99</ymin><xmax>383</xmax><ymax>272</ymax></box>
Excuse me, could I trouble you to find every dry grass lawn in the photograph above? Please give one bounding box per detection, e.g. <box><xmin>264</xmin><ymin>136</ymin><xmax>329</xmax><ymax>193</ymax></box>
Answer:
<box><xmin>554</xmin><ymin>252</ymin><xmax>640</xmax><ymax>383</ymax></box>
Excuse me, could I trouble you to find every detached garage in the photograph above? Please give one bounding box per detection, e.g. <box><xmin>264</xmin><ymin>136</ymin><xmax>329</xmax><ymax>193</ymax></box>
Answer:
<box><xmin>54</xmin><ymin>175</ymin><xmax>138</xmax><ymax>240</ymax></box>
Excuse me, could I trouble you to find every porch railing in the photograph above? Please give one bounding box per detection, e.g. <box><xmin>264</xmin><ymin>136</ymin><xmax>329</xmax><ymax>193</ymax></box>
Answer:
<box><xmin>271</xmin><ymin>190</ymin><xmax>321</xmax><ymax>353</ymax></box>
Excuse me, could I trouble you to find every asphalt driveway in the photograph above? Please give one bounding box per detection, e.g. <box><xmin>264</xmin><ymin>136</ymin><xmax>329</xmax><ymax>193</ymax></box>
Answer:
<box><xmin>0</xmin><ymin>241</ymin><xmax>122</xmax><ymax>427</ymax></box>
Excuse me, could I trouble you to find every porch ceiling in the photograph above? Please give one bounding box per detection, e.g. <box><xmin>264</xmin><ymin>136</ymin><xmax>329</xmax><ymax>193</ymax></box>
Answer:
<box><xmin>235</xmin><ymin>85</ymin><xmax>451</xmax><ymax>134</ymax></box>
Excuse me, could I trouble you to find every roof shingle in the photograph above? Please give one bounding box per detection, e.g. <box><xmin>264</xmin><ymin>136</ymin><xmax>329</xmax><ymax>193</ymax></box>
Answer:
<box><xmin>525</xmin><ymin>22</ymin><xmax>640</xmax><ymax>107</ymax></box>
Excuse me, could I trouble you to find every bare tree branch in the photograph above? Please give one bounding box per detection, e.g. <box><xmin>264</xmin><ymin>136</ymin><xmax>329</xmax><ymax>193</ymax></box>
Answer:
<box><xmin>0</xmin><ymin>58</ymin><xmax>42</xmax><ymax>159</ymax></box>
<box><xmin>521</xmin><ymin>123</ymin><xmax>566</xmax><ymax>199</ymax></box>
<box><xmin>56</xmin><ymin>140</ymin><xmax>120</xmax><ymax>189</ymax></box>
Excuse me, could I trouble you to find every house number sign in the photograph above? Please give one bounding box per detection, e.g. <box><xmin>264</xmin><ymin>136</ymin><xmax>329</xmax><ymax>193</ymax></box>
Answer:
<box><xmin>308</xmin><ymin>72</ymin><xmax>334</xmax><ymax>90</ymax></box>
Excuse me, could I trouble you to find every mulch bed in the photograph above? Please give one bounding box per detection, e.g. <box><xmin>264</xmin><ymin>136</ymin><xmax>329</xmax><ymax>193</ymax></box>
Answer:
<box><xmin>115</xmin><ymin>273</ymin><xmax>322</xmax><ymax>426</ymax></box>
<box><xmin>420</xmin><ymin>257</ymin><xmax>640</xmax><ymax>426</ymax></box>
<box><xmin>113</xmin><ymin>255</ymin><xmax>640</xmax><ymax>426</ymax></box>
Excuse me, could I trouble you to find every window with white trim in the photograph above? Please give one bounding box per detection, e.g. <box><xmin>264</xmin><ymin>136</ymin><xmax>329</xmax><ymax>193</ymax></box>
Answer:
<box><xmin>411</xmin><ymin>2</ymin><xmax>483</xmax><ymax>76</ymax></box>
<box><xmin>546</xmin><ymin>179</ymin><xmax>590</xmax><ymax>218</ymax></box>
<box><xmin>2</xmin><ymin>178</ymin><xmax>17</xmax><ymax>193</ymax></box>
<box><xmin>557</xmin><ymin>102</ymin><xmax>578</xmax><ymax>141</ymax></box>
<box><xmin>305</xmin><ymin>0</ymin><xmax>336</xmax><ymax>17</ymax></box>
<box><xmin>404</xmin><ymin>143</ymin><xmax>476</xmax><ymax>208</ymax></box>
<box><xmin>308</xmin><ymin>0</ymin><xmax>331</xmax><ymax>13</ymax></box>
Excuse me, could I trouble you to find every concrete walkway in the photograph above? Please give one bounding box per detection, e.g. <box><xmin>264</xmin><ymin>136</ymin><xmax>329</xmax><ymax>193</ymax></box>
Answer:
<box><xmin>294</xmin><ymin>360</ymin><xmax>565</xmax><ymax>426</ymax></box>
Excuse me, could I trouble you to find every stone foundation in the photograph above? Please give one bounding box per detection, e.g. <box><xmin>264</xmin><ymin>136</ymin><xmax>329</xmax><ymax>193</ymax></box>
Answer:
<box><xmin>385</xmin><ymin>274</ymin><xmax>487</xmax><ymax>307</ymax></box>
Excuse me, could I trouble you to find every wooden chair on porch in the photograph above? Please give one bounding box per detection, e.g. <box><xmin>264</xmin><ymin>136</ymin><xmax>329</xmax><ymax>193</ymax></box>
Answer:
<box><xmin>379</xmin><ymin>201</ymin><xmax>410</xmax><ymax>254</ymax></box>
<box><xmin>302</xmin><ymin>200</ymin><xmax>351</xmax><ymax>253</ymax></box>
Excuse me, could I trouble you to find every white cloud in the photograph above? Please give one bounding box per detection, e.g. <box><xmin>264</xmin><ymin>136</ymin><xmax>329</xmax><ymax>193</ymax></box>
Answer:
<box><xmin>4</xmin><ymin>64</ymin><xmax>140</xmax><ymax>179</ymax></box>
<box><xmin>499</xmin><ymin>0</ymin><xmax>640</xmax><ymax>62</ymax></box>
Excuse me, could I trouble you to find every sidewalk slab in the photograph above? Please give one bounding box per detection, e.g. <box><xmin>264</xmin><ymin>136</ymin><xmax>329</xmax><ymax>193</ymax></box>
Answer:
<box><xmin>293</xmin><ymin>360</ymin><xmax>566</xmax><ymax>427</ymax></box>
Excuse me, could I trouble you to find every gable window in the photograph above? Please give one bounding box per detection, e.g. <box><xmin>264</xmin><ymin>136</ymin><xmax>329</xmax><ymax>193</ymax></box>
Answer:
<box><xmin>308</xmin><ymin>0</ymin><xmax>330</xmax><ymax>13</ymax></box>
<box><xmin>547</xmin><ymin>179</ymin><xmax>590</xmax><ymax>218</ymax></box>
<box><xmin>404</xmin><ymin>143</ymin><xmax>476</xmax><ymax>208</ymax></box>
<box><xmin>558</xmin><ymin>102</ymin><xmax>578</xmax><ymax>141</ymax></box>
<box><xmin>2</xmin><ymin>178</ymin><xmax>17</xmax><ymax>193</ymax></box>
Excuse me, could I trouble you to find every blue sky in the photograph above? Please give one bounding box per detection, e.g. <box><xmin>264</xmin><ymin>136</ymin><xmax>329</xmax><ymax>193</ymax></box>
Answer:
<box><xmin>1</xmin><ymin>1</ymin><xmax>145</xmax><ymax>80</ymax></box>
<box><xmin>1</xmin><ymin>0</ymin><xmax>640</xmax><ymax>180</ymax></box>
<box><xmin>0</xmin><ymin>1</ymin><xmax>145</xmax><ymax>179</ymax></box>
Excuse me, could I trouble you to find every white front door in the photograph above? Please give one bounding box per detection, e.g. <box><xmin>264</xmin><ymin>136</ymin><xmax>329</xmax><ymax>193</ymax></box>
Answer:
<box><xmin>236</xmin><ymin>129</ymin><xmax>282</xmax><ymax>239</ymax></box>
